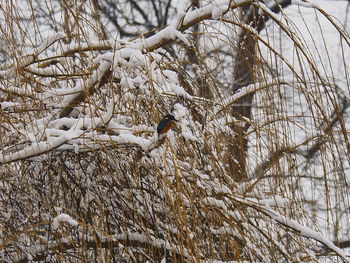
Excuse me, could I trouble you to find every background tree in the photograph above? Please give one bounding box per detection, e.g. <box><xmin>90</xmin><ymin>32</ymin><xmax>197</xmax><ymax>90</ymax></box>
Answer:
<box><xmin>0</xmin><ymin>0</ymin><xmax>350</xmax><ymax>262</ymax></box>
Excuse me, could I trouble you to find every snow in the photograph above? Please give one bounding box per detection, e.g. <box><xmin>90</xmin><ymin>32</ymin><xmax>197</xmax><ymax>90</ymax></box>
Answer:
<box><xmin>132</xmin><ymin>26</ymin><xmax>191</xmax><ymax>50</ymax></box>
<box><xmin>166</xmin><ymin>27</ymin><xmax>191</xmax><ymax>46</ymax></box>
<box><xmin>0</xmin><ymin>0</ymin><xmax>349</xmax><ymax>262</ymax></box>
<box><xmin>112</xmin><ymin>232</ymin><xmax>190</xmax><ymax>257</ymax></box>
<box><xmin>263</xmin><ymin>207</ymin><xmax>349</xmax><ymax>261</ymax></box>
<box><xmin>35</xmin><ymin>32</ymin><xmax>66</xmax><ymax>54</ymax></box>
<box><xmin>27</xmin><ymin>66</ymin><xmax>60</xmax><ymax>76</ymax></box>
<box><xmin>173</xmin><ymin>103</ymin><xmax>200</xmax><ymax>141</ymax></box>
<box><xmin>0</xmin><ymin>133</ymin><xmax>73</xmax><ymax>163</ymax></box>
<box><xmin>19</xmin><ymin>55</ymin><xmax>35</xmax><ymax>67</ymax></box>
<box><xmin>172</xmin><ymin>11</ymin><xmax>187</xmax><ymax>29</ymax></box>
<box><xmin>292</xmin><ymin>0</ymin><xmax>320</xmax><ymax>9</ymax></box>
<box><xmin>170</xmin><ymin>83</ymin><xmax>192</xmax><ymax>99</ymax></box>
<box><xmin>258</xmin><ymin>195</ymin><xmax>289</xmax><ymax>207</ymax></box>
<box><xmin>255</xmin><ymin>1</ymin><xmax>284</xmax><ymax>22</ymax></box>
<box><xmin>202</xmin><ymin>197</ymin><xmax>228</xmax><ymax>210</ymax></box>
<box><xmin>115</xmin><ymin>134</ymin><xmax>150</xmax><ymax>150</ymax></box>
<box><xmin>211</xmin><ymin>1</ymin><xmax>230</xmax><ymax>20</ymax></box>
<box><xmin>61</xmin><ymin>40</ymin><xmax>111</xmax><ymax>55</ymax></box>
<box><xmin>214</xmin><ymin>83</ymin><xmax>262</xmax><ymax>115</ymax></box>
<box><xmin>89</xmin><ymin>60</ymin><xmax>112</xmax><ymax>87</ymax></box>
<box><xmin>182</xmin><ymin>0</ymin><xmax>250</xmax><ymax>25</ymax></box>
<box><xmin>110</xmin><ymin>48</ymin><xmax>147</xmax><ymax>68</ymax></box>
<box><xmin>52</xmin><ymin>213</ymin><xmax>78</xmax><ymax>230</ymax></box>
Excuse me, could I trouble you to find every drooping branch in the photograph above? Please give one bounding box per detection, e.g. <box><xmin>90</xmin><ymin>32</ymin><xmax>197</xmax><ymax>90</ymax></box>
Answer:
<box><xmin>15</xmin><ymin>231</ymin><xmax>190</xmax><ymax>263</ymax></box>
<box><xmin>55</xmin><ymin>1</ymin><xmax>252</xmax><ymax>117</ymax></box>
<box><xmin>233</xmin><ymin>197</ymin><xmax>349</xmax><ymax>262</ymax></box>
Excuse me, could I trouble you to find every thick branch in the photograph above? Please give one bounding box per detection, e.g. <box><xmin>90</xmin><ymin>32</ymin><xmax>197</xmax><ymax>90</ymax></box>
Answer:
<box><xmin>15</xmin><ymin>233</ymin><xmax>189</xmax><ymax>263</ymax></box>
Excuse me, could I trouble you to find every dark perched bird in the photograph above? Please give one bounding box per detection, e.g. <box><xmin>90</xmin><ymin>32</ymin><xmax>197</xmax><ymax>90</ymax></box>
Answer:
<box><xmin>157</xmin><ymin>114</ymin><xmax>178</xmax><ymax>135</ymax></box>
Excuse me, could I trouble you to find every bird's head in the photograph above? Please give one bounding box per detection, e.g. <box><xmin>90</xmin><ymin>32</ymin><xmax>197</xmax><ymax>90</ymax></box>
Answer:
<box><xmin>164</xmin><ymin>114</ymin><xmax>178</xmax><ymax>121</ymax></box>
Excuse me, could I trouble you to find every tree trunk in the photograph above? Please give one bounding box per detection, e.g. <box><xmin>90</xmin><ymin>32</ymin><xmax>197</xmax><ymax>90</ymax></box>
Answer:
<box><xmin>229</xmin><ymin>2</ymin><xmax>291</xmax><ymax>181</ymax></box>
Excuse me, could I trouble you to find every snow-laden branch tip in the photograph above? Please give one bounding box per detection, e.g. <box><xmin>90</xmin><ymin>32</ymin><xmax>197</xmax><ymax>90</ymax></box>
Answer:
<box><xmin>52</xmin><ymin>213</ymin><xmax>79</xmax><ymax>230</ymax></box>
<box><xmin>112</xmin><ymin>232</ymin><xmax>191</xmax><ymax>259</ymax></box>
<box><xmin>20</xmin><ymin>33</ymin><xmax>67</xmax><ymax>69</ymax></box>
<box><xmin>263</xmin><ymin>207</ymin><xmax>349</xmax><ymax>262</ymax></box>
<box><xmin>132</xmin><ymin>0</ymin><xmax>253</xmax><ymax>51</ymax></box>
<box><xmin>291</xmin><ymin>0</ymin><xmax>320</xmax><ymax>9</ymax></box>
<box><xmin>60</xmin><ymin>40</ymin><xmax>112</xmax><ymax>57</ymax></box>
<box><xmin>0</xmin><ymin>33</ymin><xmax>66</xmax><ymax>72</ymax></box>
<box><xmin>15</xmin><ymin>229</ymin><xmax>192</xmax><ymax>262</ymax></box>
<box><xmin>235</xmin><ymin>197</ymin><xmax>349</xmax><ymax>262</ymax></box>
<box><xmin>89</xmin><ymin>134</ymin><xmax>151</xmax><ymax>152</ymax></box>
<box><xmin>126</xmin><ymin>0</ymin><xmax>251</xmax><ymax>52</ymax></box>
<box><xmin>214</xmin><ymin>82</ymin><xmax>270</xmax><ymax>116</ymax></box>
<box><xmin>0</xmin><ymin>130</ymin><xmax>83</xmax><ymax>164</ymax></box>
<box><xmin>132</xmin><ymin>26</ymin><xmax>191</xmax><ymax>51</ymax></box>
<box><xmin>40</xmin><ymin>0</ymin><xmax>252</xmax><ymax>120</ymax></box>
<box><xmin>59</xmin><ymin>60</ymin><xmax>112</xmax><ymax>118</ymax></box>
<box><xmin>35</xmin><ymin>32</ymin><xmax>66</xmax><ymax>55</ymax></box>
<box><xmin>181</xmin><ymin>0</ymin><xmax>250</xmax><ymax>26</ymax></box>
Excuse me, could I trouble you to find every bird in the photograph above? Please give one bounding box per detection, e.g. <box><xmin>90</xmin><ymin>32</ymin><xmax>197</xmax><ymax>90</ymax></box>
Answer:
<box><xmin>157</xmin><ymin>114</ymin><xmax>178</xmax><ymax>136</ymax></box>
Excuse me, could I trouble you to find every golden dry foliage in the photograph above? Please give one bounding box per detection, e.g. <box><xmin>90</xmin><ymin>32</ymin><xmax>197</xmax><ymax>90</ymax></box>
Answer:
<box><xmin>0</xmin><ymin>0</ymin><xmax>349</xmax><ymax>262</ymax></box>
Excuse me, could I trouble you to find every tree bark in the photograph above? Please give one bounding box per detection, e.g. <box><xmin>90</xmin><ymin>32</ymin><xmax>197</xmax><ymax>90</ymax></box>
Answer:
<box><xmin>229</xmin><ymin>1</ymin><xmax>291</xmax><ymax>181</ymax></box>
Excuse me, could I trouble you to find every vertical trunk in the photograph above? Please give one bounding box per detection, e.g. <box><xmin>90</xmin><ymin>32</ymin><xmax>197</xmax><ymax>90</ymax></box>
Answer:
<box><xmin>228</xmin><ymin>2</ymin><xmax>291</xmax><ymax>181</ymax></box>
<box><xmin>187</xmin><ymin>0</ymin><xmax>213</xmax><ymax>99</ymax></box>
<box><xmin>228</xmin><ymin>6</ymin><xmax>260</xmax><ymax>181</ymax></box>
